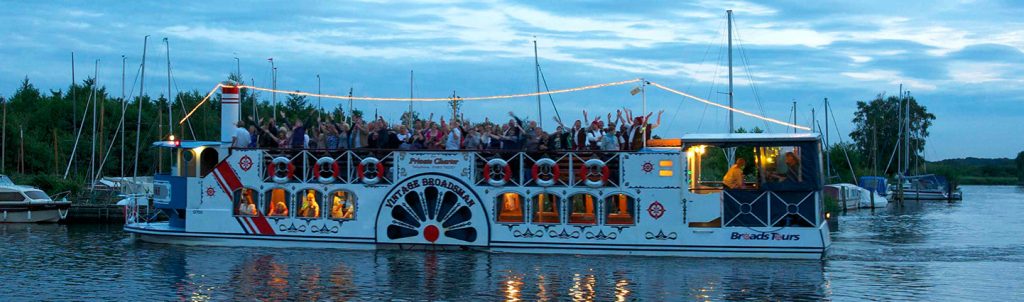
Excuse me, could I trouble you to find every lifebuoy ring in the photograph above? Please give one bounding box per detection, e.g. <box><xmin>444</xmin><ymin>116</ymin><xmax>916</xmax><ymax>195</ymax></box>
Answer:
<box><xmin>269</xmin><ymin>157</ymin><xmax>294</xmax><ymax>183</ymax></box>
<box><xmin>579</xmin><ymin>158</ymin><xmax>609</xmax><ymax>188</ymax></box>
<box><xmin>531</xmin><ymin>158</ymin><xmax>559</xmax><ymax>187</ymax></box>
<box><xmin>357</xmin><ymin>157</ymin><xmax>385</xmax><ymax>185</ymax></box>
<box><xmin>483</xmin><ymin>158</ymin><xmax>512</xmax><ymax>186</ymax></box>
<box><xmin>315</xmin><ymin>157</ymin><xmax>339</xmax><ymax>184</ymax></box>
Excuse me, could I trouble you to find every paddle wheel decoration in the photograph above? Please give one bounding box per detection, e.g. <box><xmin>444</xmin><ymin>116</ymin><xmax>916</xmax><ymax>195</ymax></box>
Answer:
<box><xmin>379</xmin><ymin>174</ymin><xmax>487</xmax><ymax>246</ymax></box>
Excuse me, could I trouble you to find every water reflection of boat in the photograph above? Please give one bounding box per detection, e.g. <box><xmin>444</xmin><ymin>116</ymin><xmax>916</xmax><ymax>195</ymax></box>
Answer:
<box><xmin>0</xmin><ymin>175</ymin><xmax>71</xmax><ymax>223</ymax></box>
<box><xmin>889</xmin><ymin>174</ymin><xmax>961</xmax><ymax>201</ymax></box>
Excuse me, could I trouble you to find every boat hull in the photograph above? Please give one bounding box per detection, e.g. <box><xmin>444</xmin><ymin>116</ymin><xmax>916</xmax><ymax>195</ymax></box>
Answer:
<box><xmin>126</xmin><ymin>222</ymin><xmax>829</xmax><ymax>260</ymax></box>
<box><xmin>0</xmin><ymin>203</ymin><xmax>71</xmax><ymax>223</ymax></box>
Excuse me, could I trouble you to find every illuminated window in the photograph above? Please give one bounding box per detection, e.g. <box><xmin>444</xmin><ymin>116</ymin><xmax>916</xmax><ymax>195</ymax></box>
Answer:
<box><xmin>233</xmin><ymin>188</ymin><xmax>259</xmax><ymax>216</ymax></box>
<box><xmin>568</xmin><ymin>194</ymin><xmax>597</xmax><ymax>225</ymax></box>
<box><xmin>264</xmin><ymin>188</ymin><xmax>291</xmax><ymax>217</ymax></box>
<box><xmin>297</xmin><ymin>189</ymin><xmax>322</xmax><ymax>219</ymax></box>
<box><xmin>604</xmin><ymin>194</ymin><xmax>635</xmax><ymax>225</ymax></box>
<box><xmin>328</xmin><ymin>190</ymin><xmax>355</xmax><ymax>220</ymax></box>
<box><xmin>532</xmin><ymin>193</ymin><xmax>561</xmax><ymax>224</ymax></box>
<box><xmin>496</xmin><ymin>192</ymin><xmax>525</xmax><ymax>223</ymax></box>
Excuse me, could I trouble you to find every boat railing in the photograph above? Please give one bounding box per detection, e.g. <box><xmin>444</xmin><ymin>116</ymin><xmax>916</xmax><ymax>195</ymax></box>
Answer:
<box><xmin>252</xmin><ymin>148</ymin><xmax>627</xmax><ymax>188</ymax></box>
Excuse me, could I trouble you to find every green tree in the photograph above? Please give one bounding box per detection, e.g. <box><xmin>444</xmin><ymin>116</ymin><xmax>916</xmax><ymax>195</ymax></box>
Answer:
<box><xmin>849</xmin><ymin>93</ymin><xmax>934</xmax><ymax>176</ymax></box>
<box><xmin>1016</xmin><ymin>151</ymin><xmax>1024</xmax><ymax>184</ymax></box>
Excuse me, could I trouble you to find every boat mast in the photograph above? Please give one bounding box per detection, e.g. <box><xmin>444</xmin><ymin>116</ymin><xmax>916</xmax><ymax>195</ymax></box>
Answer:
<box><xmin>90</xmin><ymin>59</ymin><xmax>98</xmax><ymax>190</ymax></box>
<box><xmin>121</xmin><ymin>55</ymin><xmax>126</xmax><ymax>177</ymax></box>
<box><xmin>134</xmin><ymin>35</ymin><xmax>148</xmax><ymax>181</ymax></box>
<box><xmin>727</xmin><ymin>10</ymin><xmax>734</xmax><ymax>133</ymax></box>
<box><xmin>405</xmin><ymin>70</ymin><xmax>409</xmax><ymax>127</ymax></box>
<box><xmin>165</xmin><ymin>38</ymin><xmax>173</xmax><ymax>139</ymax></box>
<box><xmin>825</xmin><ymin>97</ymin><xmax>831</xmax><ymax>182</ymax></box>
<box><xmin>317</xmin><ymin>74</ymin><xmax>321</xmax><ymax>120</ymax></box>
<box><xmin>534</xmin><ymin>38</ymin><xmax>542</xmax><ymax>129</ymax></box>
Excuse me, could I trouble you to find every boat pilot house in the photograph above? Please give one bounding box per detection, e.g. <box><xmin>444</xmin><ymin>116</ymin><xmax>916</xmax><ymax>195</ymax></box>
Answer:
<box><xmin>126</xmin><ymin>84</ymin><xmax>831</xmax><ymax>259</ymax></box>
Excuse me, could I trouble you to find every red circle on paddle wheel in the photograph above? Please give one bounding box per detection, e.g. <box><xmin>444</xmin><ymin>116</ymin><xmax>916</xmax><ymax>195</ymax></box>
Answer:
<box><xmin>423</xmin><ymin>225</ymin><xmax>440</xmax><ymax>243</ymax></box>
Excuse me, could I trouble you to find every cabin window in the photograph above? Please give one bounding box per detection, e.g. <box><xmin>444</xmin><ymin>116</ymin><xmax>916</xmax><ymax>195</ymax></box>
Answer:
<box><xmin>532</xmin><ymin>193</ymin><xmax>561</xmax><ymax>224</ymax></box>
<box><xmin>24</xmin><ymin>191</ymin><xmax>49</xmax><ymax>200</ymax></box>
<box><xmin>687</xmin><ymin>145</ymin><xmax>760</xmax><ymax>192</ymax></box>
<box><xmin>0</xmin><ymin>192</ymin><xmax>26</xmax><ymax>202</ymax></box>
<box><xmin>199</xmin><ymin>148</ymin><xmax>219</xmax><ymax>177</ymax></box>
<box><xmin>233</xmin><ymin>188</ymin><xmax>260</xmax><ymax>216</ymax></box>
<box><xmin>328</xmin><ymin>190</ymin><xmax>356</xmax><ymax>220</ymax></box>
<box><xmin>568</xmin><ymin>193</ymin><xmax>597</xmax><ymax>225</ymax></box>
<box><xmin>264</xmin><ymin>188</ymin><xmax>291</xmax><ymax>217</ymax></box>
<box><xmin>297</xmin><ymin>189</ymin><xmax>323</xmax><ymax>219</ymax></box>
<box><xmin>604</xmin><ymin>193</ymin><xmax>635</xmax><ymax>225</ymax></box>
<box><xmin>496</xmin><ymin>192</ymin><xmax>525</xmax><ymax>223</ymax></box>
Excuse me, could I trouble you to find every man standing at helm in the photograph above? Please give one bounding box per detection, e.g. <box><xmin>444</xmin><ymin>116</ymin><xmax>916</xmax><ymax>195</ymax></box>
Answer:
<box><xmin>723</xmin><ymin>158</ymin><xmax>747</xmax><ymax>189</ymax></box>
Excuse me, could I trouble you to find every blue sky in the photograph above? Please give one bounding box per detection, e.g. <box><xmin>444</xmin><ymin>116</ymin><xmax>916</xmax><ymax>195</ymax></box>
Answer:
<box><xmin>1</xmin><ymin>0</ymin><xmax>1022</xmax><ymax>159</ymax></box>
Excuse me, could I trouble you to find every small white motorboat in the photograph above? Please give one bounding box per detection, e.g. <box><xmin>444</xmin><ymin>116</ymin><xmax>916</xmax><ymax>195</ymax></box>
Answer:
<box><xmin>825</xmin><ymin>183</ymin><xmax>888</xmax><ymax>209</ymax></box>
<box><xmin>0</xmin><ymin>175</ymin><xmax>71</xmax><ymax>223</ymax></box>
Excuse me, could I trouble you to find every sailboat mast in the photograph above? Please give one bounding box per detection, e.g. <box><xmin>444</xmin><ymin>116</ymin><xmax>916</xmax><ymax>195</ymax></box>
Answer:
<box><xmin>727</xmin><ymin>9</ymin><xmax>734</xmax><ymax>133</ymax></box>
<box><xmin>121</xmin><ymin>55</ymin><xmax>126</xmax><ymax>177</ymax></box>
<box><xmin>405</xmin><ymin>70</ymin><xmax>409</xmax><ymax>127</ymax></box>
<box><xmin>534</xmin><ymin>38</ymin><xmax>542</xmax><ymax>129</ymax></box>
<box><xmin>165</xmin><ymin>38</ymin><xmax>173</xmax><ymax>138</ymax></box>
<box><xmin>134</xmin><ymin>35</ymin><xmax>148</xmax><ymax>180</ymax></box>
<box><xmin>825</xmin><ymin>97</ymin><xmax>831</xmax><ymax>182</ymax></box>
<box><xmin>90</xmin><ymin>59</ymin><xmax>98</xmax><ymax>190</ymax></box>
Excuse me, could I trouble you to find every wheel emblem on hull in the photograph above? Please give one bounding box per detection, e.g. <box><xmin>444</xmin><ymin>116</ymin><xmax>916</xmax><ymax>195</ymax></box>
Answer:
<box><xmin>647</xmin><ymin>201</ymin><xmax>665</xmax><ymax>219</ymax></box>
<box><xmin>384</xmin><ymin>176</ymin><xmax>479</xmax><ymax>243</ymax></box>
<box><xmin>238</xmin><ymin>155</ymin><xmax>254</xmax><ymax>171</ymax></box>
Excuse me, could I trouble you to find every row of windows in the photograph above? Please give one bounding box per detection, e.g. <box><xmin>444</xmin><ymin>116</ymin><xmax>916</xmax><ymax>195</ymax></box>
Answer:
<box><xmin>496</xmin><ymin>192</ymin><xmax>636</xmax><ymax>226</ymax></box>
<box><xmin>233</xmin><ymin>188</ymin><xmax>356</xmax><ymax>220</ymax></box>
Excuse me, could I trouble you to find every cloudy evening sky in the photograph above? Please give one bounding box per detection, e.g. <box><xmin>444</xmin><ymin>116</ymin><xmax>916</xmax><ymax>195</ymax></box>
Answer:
<box><xmin>1</xmin><ymin>1</ymin><xmax>1022</xmax><ymax>159</ymax></box>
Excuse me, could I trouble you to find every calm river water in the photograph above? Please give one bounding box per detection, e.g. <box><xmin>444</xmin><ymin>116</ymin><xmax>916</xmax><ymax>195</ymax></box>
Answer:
<box><xmin>2</xmin><ymin>186</ymin><xmax>1022</xmax><ymax>301</ymax></box>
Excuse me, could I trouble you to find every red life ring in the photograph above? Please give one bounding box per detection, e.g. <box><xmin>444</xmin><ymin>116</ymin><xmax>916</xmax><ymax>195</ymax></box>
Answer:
<box><xmin>484</xmin><ymin>158</ymin><xmax>512</xmax><ymax>186</ymax></box>
<box><xmin>358</xmin><ymin>157</ymin><xmax>384</xmax><ymax>185</ymax></box>
<box><xmin>532</xmin><ymin>158</ymin><xmax>559</xmax><ymax>186</ymax></box>
<box><xmin>270</xmin><ymin>157</ymin><xmax>294</xmax><ymax>183</ymax></box>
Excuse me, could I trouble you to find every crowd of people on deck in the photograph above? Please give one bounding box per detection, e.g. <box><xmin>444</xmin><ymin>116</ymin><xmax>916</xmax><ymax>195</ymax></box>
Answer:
<box><xmin>230</xmin><ymin>108</ymin><xmax>665</xmax><ymax>152</ymax></box>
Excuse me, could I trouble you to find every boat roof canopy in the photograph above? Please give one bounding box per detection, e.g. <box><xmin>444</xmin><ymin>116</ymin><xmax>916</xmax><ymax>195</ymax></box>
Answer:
<box><xmin>648</xmin><ymin>133</ymin><xmax>819</xmax><ymax>148</ymax></box>
<box><xmin>152</xmin><ymin>141</ymin><xmax>221</xmax><ymax>149</ymax></box>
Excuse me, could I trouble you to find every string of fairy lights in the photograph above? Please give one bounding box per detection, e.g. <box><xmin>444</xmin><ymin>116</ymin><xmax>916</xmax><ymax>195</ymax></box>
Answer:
<box><xmin>178</xmin><ymin>78</ymin><xmax>810</xmax><ymax>131</ymax></box>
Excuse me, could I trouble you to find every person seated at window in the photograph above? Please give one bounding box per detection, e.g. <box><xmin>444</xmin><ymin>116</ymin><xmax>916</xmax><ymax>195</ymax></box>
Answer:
<box><xmin>298</xmin><ymin>190</ymin><xmax>320</xmax><ymax>218</ymax></box>
<box><xmin>268</xmin><ymin>199</ymin><xmax>289</xmax><ymax>216</ymax></box>
<box><xmin>237</xmin><ymin>189</ymin><xmax>258</xmax><ymax>216</ymax></box>
<box><xmin>770</xmin><ymin>152</ymin><xmax>802</xmax><ymax>183</ymax></box>
<box><xmin>723</xmin><ymin>158</ymin><xmax>747</xmax><ymax>189</ymax></box>
<box><xmin>330</xmin><ymin>193</ymin><xmax>354</xmax><ymax>219</ymax></box>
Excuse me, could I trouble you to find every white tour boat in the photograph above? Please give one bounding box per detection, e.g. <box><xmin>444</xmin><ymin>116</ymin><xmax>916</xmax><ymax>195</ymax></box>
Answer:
<box><xmin>0</xmin><ymin>175</ymin><xmax>71</xmax><ymax>223</ymax></box>
<box><xmin>124</xmin><ymin>85</ymin><xmax>832</xmax><ymax>259</ymax></box>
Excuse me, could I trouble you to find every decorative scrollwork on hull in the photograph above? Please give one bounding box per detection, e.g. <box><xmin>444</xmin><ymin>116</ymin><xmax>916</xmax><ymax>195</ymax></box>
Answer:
<box><xmin>278</xmin><ymin>222</ymin><xmax>307</xmax><ymax>233</ymax></box>
<box><xmin>584</xmin><ymin>230</ymin><xmax>618</xmax><ymax>240</ymax></box>
<box><xmin>548</xmin><ymin>228</ymin><xmax>582</xmax><ymax>239</ymax></box>
<box><xmin>644</xmin><ymin>230</ymin><xmax>678</xmax><ymax>240</ymax></box>
<box><xmin>512</xmin><ymin>228</ymin><xmax>545</xmax><ymax>238</ymax></box>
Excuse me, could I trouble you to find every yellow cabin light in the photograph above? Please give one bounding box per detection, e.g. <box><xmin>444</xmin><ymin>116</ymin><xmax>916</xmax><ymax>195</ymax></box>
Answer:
<box><xmin>168</xmin><ymin>134</ymin><xmax>176</xmax><ymax>141</ymax></box>
<box><xmin>659</xmin><ymin>160</ymin><xmax>673</xmax><ymax>167</ymax></box>
<box><xmin>659</xmin><ymin>170</ymin><xmax>673</xmax><ymax>177</ymax></box>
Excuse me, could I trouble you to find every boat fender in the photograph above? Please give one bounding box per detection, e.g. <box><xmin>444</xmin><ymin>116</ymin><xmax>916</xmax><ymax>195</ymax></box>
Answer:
<box><xmin>484</xmin><ymin>158</ymin><xmax>512</xmax><ymax>186</ymax></box>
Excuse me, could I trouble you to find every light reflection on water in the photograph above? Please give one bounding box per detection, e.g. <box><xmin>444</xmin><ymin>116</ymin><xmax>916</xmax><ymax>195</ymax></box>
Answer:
<box><xmin>2</xmin><ymin>186</ymin><xmax>1022</xmax><ymax>300</ymax></box>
